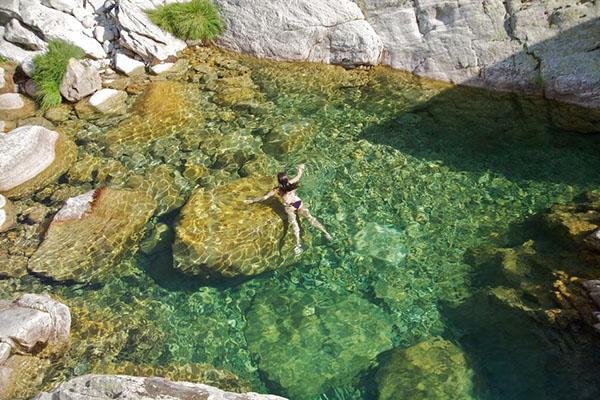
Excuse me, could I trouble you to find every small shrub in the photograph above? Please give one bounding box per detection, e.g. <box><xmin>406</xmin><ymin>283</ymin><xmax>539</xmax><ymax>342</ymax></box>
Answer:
<box><xmin>33</xmin><ymin>39</ymin><xmax>84</xmax><ymax>109</ymax></box>
<box><xmin>146</xmin><ymin>0</ymin><xmax>225</xmax><ymax>41</ymax></box>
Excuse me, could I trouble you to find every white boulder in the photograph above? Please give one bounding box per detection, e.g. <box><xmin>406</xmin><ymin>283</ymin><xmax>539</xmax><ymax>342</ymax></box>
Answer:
<box><xmin>0</xmin><ymin>126</ymin><xmax>58</xmax><ymax>192</ymax></box>
<box><xmin>0</xmin><ymin>68</ymin><xmax>5</xmax><ymax>90</ymax></box>
<box><xmin>114</xmin><ymin>52</ymin><xmax>145</xmax><ymax>76</ymax></box>
<box><xmin>4</xmin><ymin>19</ymin><xmax>47</xmax><ymax>51</ymax></box>
<box><xmin>214</xmin><ymin>0</ymin><xmax>382</xmax><ymax>66</ymax></box>
<box><xmin>33</xmin><ymin>375</ymin><xmax>286</xmax><ymax>400</ymax></box>
<box><xmin>0</xmin><ymin>27</ymin><xmax>42</xmax><ymax>64</ymax></box>
<box><xmin>149</xmin><ymin>62</ymin><xmax>173</xmax><ymax>75</ymax></box>
<box><xmin>0</xmin><ymin>93</ymin><xmax>35</xmax><ymax>120</ymax></box>
<box><xmin>87</xmin><ymin>88</ymin><xmax>128</xmax><ymax>114</ymax></box>
<box><xmin>112</xmin><ymin>0</ymin><xmax>187</xmax><ymax>61</ymax></box>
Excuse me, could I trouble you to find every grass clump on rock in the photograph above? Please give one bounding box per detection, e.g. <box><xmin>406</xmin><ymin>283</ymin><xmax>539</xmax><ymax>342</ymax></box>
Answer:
<box><xmin>146</xmin><ymin>0</ymin><xmax>225</xmax><ymax>41</ymax></box>
<box><xmin>33</xmin><ymin>39</ymin><xmax>84</xmax><ymax>109</ymax></box>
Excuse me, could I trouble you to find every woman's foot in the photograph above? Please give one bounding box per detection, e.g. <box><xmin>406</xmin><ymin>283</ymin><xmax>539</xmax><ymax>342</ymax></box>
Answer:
<box><xmin>294</xmin><ymin>246</ymin><xmax>303</xmax><ymax>255</ymax></box>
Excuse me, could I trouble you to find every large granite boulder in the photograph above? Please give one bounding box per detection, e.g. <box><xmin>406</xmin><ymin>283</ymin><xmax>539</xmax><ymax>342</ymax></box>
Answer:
<box><xmin>0</xmin><ymin>93</ymin><xmax>35</xmax><ymax>120</ymax></box>
<box><xmin>0</xmin><ymin>294</ymin><xmax>71</xmax><ymax>399</ymax></box>
<box><xmin>245</xmin><ymin>284</ymin><xmax>394</xmax><ymax>399</ymax></box>
<box><xmin>375</xmin><ymin>337</ymin><xmax>474</xmax><ymax>400</ymax></box>
<box><xmin>0</xmin><ymin>126</ymin><xmax>77</xmax><ymax>199</ymax></box>
<box><xmin>0</xmin><ymin>194</ymin><xmax>16</xmax><ymax>233</ymax></box>
<box><xmin>28</xmin><ymin>187</ymin><xmax>155</xmax><ymax>283</ymax></box>
<box><xmin>112</xmin><ymin>0</ymin><xmax>187</xmax><ymax>61</ymax></box>
<box><xmin>59</xmin><ymin>58</ymin><xmax>102</xmax><ymax>102</ymax></box>
<box><xmin>33</xmin><ymin>374</ymin><xmax>287</xmax><ymax>400</ymax></box>
<box><xmin>215</xmin><ymin>0</ymin><xmax>382</xmax><ymax>67</ymax></box>
<box><xmin>173</xmin><ymin>177</ymin><xmax>287</xmax><ymax>279</ymax></box>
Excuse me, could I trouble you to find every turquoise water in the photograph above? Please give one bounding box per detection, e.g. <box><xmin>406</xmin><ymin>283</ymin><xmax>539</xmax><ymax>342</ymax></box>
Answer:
<box><xmin>2</xmin><ymin>48</ymin><xmax>600</xmax><ymax>399</ymax></box>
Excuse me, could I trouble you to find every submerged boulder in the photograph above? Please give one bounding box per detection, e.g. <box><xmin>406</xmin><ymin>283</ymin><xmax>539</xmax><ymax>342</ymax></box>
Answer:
<box><xmin>0</xmin><ymin>126</ymin><xmax>77</xmax><ymax>199</ymax></box>
<box><xmin>245</xmin><ymin>284</ymin><xmax>394</xmax><ymax>399</ymax></box>
<box><xmin>33</xmin><ymin>374</ymin><xmax>287</xmax><ymax>400</ymax></box>
<box><xmin>0</xmin><ymin>93</ymin><xmax>35</xmax><ymax>121</ymax></box>
<box><xmin>375</xmin><ymin>337</ymin><xmax>474</xmax><ymax>400</ymax></box>
<box><xmin>87</xmin><ymin>88</ymin><xmax>128</xmax><ymax>115</ymax></box>
<box><xmin>0</xmin><ymin>294</ymin><xmax>70</xmax><ymax>399</ymax></box>
<box><xmin>173</xmin><ymin>177</ymin><xmax>287</xmax><ymax>279</ymax></box>
<box><xmin>28</xmin><ymin>187</ymin><xmax>155</xmax><ymax>283</ymax></box>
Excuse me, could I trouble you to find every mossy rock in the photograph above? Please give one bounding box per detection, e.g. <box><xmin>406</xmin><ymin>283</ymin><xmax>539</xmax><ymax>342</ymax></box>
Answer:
<box><xmin>28</xmin><ymin>187</ymin><xmax>155</xmax><ymax>283</ymax></box>
<box><xmin>375</xmin><ymin>337</ymin><xmax>474</xmax><ymax>400</ymax></box>
<box><xmin>173</xmin><ymin>177</ymin><xmax>288</xmax><ymax>279</ymax></box>
<box><xmin>245</xmin><ymin>284</ymin><xmax>394</xmax><ymax>399</ymax></box>
<box><xmin>546</xmin><ymin>191</ymin><xmax>600</xmax><ymax>243</ymax></box>
<box><xmin>1</xmin><ymin>128</ymin><xmax>77</xmax><ymax>200</ymax></box>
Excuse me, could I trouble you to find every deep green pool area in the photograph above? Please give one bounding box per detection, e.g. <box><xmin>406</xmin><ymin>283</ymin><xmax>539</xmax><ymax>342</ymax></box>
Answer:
<box><xmin>2</xmin><ymin>48</ymin><xmax>600</xmax><ymax>399</ymax></box>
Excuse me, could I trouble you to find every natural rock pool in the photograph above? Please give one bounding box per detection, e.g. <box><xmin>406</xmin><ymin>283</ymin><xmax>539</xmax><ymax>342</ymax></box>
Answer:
<box><xmin>2</xmin><ymin>46</ymin><xmax>600</xmax><ymax>399</ymax></box>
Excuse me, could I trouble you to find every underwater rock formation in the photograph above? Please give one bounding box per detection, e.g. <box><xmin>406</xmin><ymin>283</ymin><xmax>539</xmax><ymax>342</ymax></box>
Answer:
<box><xmin>33</xmin><ymin>374</ymin><xmax>287</xmax><ymax>400</ymax></box>
<box><xmin>173</xmin><ymin>177</ymin><xmax>288</xmax><ymax>279</ymax></box>
<box><xmin>0</xmin><ymin>125</ymin><xmax>77</xmax><ymax>199</ymax></box>
<box><xmin>28</xmin><ymin>187</ymin><xmax>155</xmax><ymax>283</ymax></box>
<box><xmin>375</xmin><ymin>337</ymin><xmax>474</xmax><ymax>400</ymax></box>
<box><xmin>244</xmin><ymin>284</ymin><xmax>394</xmax><ymax>399</ymax></box>
<box><xmin>0</xmin><ymin>294</ymin><xmax>71</xmax><ymax>399</ymax></box>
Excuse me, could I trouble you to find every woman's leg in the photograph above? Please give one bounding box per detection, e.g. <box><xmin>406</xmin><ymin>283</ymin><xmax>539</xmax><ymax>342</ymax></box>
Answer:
<box><xmin>285</xmin><ymin>206</ymin><xmax>302</xmax><ymax>254</ymax></box>
<box><xmin>298</xmin><ymin>207</ymin><xmax>331</xmax><ymax>240</ymax></box>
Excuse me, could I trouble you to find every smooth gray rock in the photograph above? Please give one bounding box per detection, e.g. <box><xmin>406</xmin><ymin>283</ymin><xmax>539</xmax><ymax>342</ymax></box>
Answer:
<box><xmin>59</xmin><ymin>58</ymin><xmax>102</xmax><ymax>102</ymax></box>
<box><xmin>0</xmin><ymin>125</ymin><xmax>59</xmax><ymax>192</ymax></box>
<box><xmin>0</xmin><ymin>93</ymin><xmax>35</xmax><ymax>120</ymax></box>
<box><xmin>0</xmin><ymin>27</ymin><xmax>42</xmax><ymax>63</ymax></box>
<box><xmin>87</xmin><ymin>88</ymin><xmax>127</xmax><ymax>114</ymax></box>
<box><xmin>4</xmin><ymin>18</ymin><xmax>47</xmax><ymax>51</ymax></box>
<box><xmin>33</xmin><ymin>375</ymin><xmax>287</xmax><ymax>400</ymax></box>
<box><xmin>112</xmin><ymin>0</ymin><xmax>186</xmax><ymax>61</ymax></box>
<box><xmin>215</xmin><ymin>0</ymin><xmax>382</xmax><ymax>66</ymax></box>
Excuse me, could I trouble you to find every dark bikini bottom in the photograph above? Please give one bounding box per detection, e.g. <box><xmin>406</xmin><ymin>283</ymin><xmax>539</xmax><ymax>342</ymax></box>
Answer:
<box><xmin>290</xmin><ymin>201</ymin><xmax>302</xmax><ymax>209</ymax></box>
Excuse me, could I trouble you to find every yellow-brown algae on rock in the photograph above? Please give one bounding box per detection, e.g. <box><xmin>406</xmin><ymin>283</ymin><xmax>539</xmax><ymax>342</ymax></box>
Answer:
<box><xmin>0</xmin><ymin>126</ymin><xmax>77</xmax><ymax>200</ymax></box>
<box><xmin>262</xmin><ymin>121</ymin><xmax>317</xmax><ymax>158</ymax></box>
<box><xmin>0</xmin><ymin>194</ymin><xmax>15</xmax><ymax>233</ymax></box>
<box><xmin>28</xmin><ymin>187</ymin><xmax>155</xmax><ymax>283</ymax></box>
<box><xmin>173</xmin><ymin>177</ymin><xmax>288</xmax><ymax>279</ymax></box>
<box><xmin>375</xmin><ymin>337</ymin><xmax>475</xmax><ymax>400</ymax></box>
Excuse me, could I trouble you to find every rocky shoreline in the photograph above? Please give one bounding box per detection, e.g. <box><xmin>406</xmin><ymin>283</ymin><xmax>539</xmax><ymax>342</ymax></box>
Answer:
<box><xmin>0</xmin><ymin>0</ymin><xmax>599</xmax><ymax>108</ymax></box>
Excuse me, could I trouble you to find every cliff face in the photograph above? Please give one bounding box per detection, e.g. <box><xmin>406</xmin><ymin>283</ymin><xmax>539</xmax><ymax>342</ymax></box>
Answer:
<box><xmin>214</xmin><ymin>0</ymin><xmax>600</xmax><ymax>108</ymax></box>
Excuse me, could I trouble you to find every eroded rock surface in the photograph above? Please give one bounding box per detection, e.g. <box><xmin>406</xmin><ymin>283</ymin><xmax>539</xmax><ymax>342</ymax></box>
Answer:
<box><xmin>59</xmin><ymin>58</ymin><xmax>102</xmax><ymax>102</ymax></box>
<box><xmin>0</xmin><ymin>125</ymin><xmax>77</xmax><ymax>199</ymax></box>
<box><xmin>173</xmin><ymin>177</ymin><xmax>287</xmax><ymax>279</ymax></box>
<box><xmin>33</xmin><ymin>374</ymin><xmax>287</xmax><ymax>400</ymax></box>
<box><xmin>245</xmin><ymin>284</ymin><xmax>394</xmax><ymax>399</ymax></box>
<box><xmin>28</xmin><ymin>187</ymin><xmax>155</xmax><ymax>283</ymax></box>
<box><xmin>0</xmin><ymin>294</ymin><xmax>70</xmax><ymax>399</ymax></box>
<box><xmin>375</xmin><ymin>337</ymin><xmax>474</xmax><ymax>400</ymax></box>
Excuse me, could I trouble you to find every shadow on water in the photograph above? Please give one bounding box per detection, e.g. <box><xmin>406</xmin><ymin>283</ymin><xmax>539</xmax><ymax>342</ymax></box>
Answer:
<box><xmin>360</xmin><ymin>17</ymin><xmax>600</xmax><ymax>186</ymax></box>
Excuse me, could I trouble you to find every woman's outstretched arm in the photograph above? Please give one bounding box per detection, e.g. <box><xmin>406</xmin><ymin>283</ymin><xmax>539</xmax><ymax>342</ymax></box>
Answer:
<box><xmin>244</xmin><ymin>189</ymin><xmax>277</xmax><ymax>204</ymax></box>
<box><xmin>289</xmin><ymin>163</ymin><xmax>305</xmax><ymax>184</ymax></box>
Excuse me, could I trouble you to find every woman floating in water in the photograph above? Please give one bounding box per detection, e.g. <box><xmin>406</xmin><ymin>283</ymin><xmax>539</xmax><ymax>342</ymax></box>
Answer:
<box><xmin>245</xmin><ymin>163</ymin><xmax>331</xmax><ymax>255</ymax></box>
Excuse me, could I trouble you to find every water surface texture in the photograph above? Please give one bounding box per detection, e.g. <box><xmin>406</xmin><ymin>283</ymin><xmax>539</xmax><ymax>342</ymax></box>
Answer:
<box><xmin>2</xmin><ymin>47</ymin><xmax>600</xmax><ymax>399</ymax></box>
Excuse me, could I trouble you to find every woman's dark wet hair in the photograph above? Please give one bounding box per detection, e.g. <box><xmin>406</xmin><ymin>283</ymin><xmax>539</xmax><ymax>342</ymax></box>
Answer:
<box><xmin>277</xmin><ymin>172</ymin><xmax>297</xmax><ymax>192</ymax></box>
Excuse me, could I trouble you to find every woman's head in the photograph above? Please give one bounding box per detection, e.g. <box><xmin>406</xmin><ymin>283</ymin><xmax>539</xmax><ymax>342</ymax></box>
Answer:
<box><xmin>277</xmin><ymin>172</ymin><xmax>296</xmax><ymax>192</ymax></box>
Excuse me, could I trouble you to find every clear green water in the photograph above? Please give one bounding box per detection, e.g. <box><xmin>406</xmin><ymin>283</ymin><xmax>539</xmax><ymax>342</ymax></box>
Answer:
<box><xmin>2</xmin><ymin>48</ymin><xmax>600</xmax><ymax>399</ymax></box>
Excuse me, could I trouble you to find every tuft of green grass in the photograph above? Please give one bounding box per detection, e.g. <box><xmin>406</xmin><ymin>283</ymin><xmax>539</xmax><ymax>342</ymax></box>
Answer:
<box><xmin>33</xmin><ymin>39</ymin><xmax>84</xmax><ymax>109</ymax></box>
<box><xmin>0</xmin><ymin>55</ymin><xmax>6</xmax><ymax>63</ymax></box>
<box><xmin>146</xmin><ymin>0</ymin><xmax>225</xmax><ymax>41</ymax></box>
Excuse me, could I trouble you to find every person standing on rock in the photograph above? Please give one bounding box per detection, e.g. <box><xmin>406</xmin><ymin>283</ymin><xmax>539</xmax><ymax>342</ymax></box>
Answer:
<box><xmin>244</xmin><ymin>163</ymin><xmax>331</xmax><ymax>255</ymax></box>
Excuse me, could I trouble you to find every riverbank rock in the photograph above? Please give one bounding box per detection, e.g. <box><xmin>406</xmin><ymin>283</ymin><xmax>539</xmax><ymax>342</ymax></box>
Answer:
<box><xmin>33</xmin><ymin>374</ymin><xmax>287</xmax><ymax>400</ymax></box>
<box><xmin>375</xmin><ymin>337</ymin><xmax>474</xmax><ymax>400</ymax></box>
<box><xmin>173</xmin><ymin>177</ymin><xmax>287</xmax><ymax>279</ymax></box>
<box><xmin>245</xmin><ymin>284</ymin><xmax>394</xmax><ymax>399</ymax></box>
<box><xmin>0</xmin><ymin>294</ymin><xmax>71</xmax><ymax>399</ymax></box>
<box><xmin>28</xmin><ymin>187</ymin><xmax>155</xmax><ymax>283</ymax></box>
<box><xmin>0</xmin><ymin>93</ymin><xmax>35</xmax><ymax>120</ymax></box>
<box><xmin>115</xmin><ymin>53</ymin><xmax>146</xmax><ymax>76</ymax></box>
<box><xmin>546</xmin><ymin>191</ymin><xmax>600</xmax><ymax>246</ymax></box>
<box><xmin>59</xmin><ymin>58</ymin><xmax>102</xmax><ymax>102</ymax></box>
<box><xmin>87</xmin><ymin>88</ymin><xmax>128</xmax><ymax>115</ymax></box>
<box><xmin>0</xmin><ymin>194</ymin><xmax>16</xmax><ymax>233</ymax></box>
<box><xmin>215</xmin><ymin>0</ymin><xmax>382</xmax><ymax>67</ymax></box>
<box><xmin>112</xmin><ymin>0</ymin><xmax>187</xmax><ymax>61</ymax></box>
<box><xmin>0</xmin><ymin>126</ymin><xmax>77</xmax><ymax>199</ymax></box>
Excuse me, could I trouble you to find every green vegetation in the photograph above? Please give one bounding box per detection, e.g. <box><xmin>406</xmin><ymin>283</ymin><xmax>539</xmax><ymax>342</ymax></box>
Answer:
<box><xmin>0</xmin><ymin>55</ymin><xmax>6</xmax><ymax>63</ymax></box>
<box><xmin>33</xmin><ymin>39</ymin><xmax>84</xmax><ymax>109</ymax></box>
<box><xmin>146</xmin><ymin>0</ymin><xmax>225</xmax><ymax>41</ymax></box>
